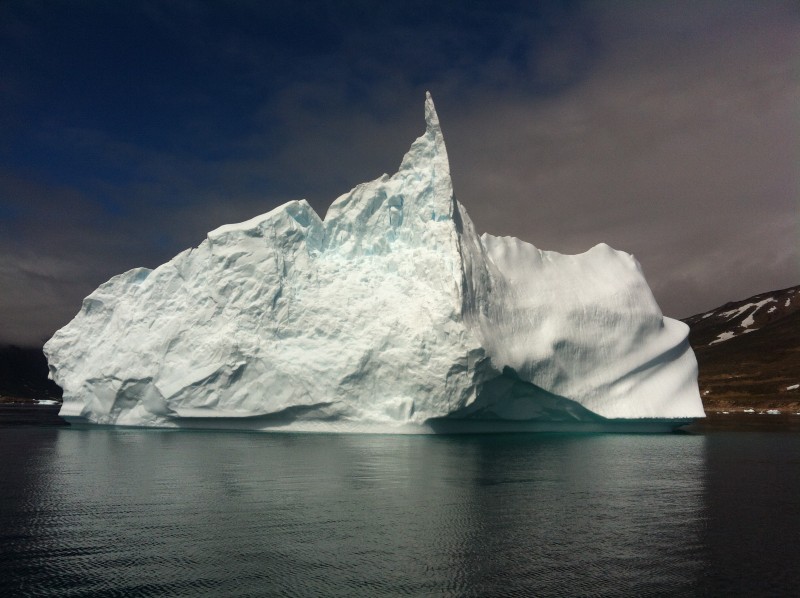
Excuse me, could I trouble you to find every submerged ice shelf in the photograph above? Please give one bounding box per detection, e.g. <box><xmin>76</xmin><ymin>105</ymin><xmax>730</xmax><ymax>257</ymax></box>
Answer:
<box><xmin>45</xmin><ymin>93</ymin><xmax>705</xmax><ymax>432</ymax></box>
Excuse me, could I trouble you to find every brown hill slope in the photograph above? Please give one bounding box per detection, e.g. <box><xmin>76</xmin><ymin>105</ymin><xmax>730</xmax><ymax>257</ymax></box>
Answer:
<box><xmin>683</xmin><ymin>285</ymin><xmax>800</xmax><ymax>413</ymax></box>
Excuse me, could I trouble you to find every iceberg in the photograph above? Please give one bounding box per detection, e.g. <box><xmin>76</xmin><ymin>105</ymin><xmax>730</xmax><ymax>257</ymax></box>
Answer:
<box><xmin>44</xmin><ymin>93</ymin><xmax>705</xmax><ymax>432</ymax></box>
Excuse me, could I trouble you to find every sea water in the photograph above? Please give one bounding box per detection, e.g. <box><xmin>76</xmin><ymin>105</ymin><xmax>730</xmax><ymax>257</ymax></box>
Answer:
<box><xmin>1</xmin><ymin>427</ymin><xmax>798</xmax><ymax>596</ymax></box>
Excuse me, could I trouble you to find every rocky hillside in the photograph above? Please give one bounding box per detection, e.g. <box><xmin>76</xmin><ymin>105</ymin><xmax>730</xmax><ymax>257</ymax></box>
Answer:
<box><xmin>683</xmin><ymin>285</ymin><xmax>800</xmax><ymax>413</ymax></box>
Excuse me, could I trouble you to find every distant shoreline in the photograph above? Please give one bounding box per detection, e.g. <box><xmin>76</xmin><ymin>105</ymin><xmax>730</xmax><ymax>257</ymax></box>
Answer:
<box><xmin>685</xmin><ymin>410</ymin><xmax>800</xmax><ymax>433</ymax></box>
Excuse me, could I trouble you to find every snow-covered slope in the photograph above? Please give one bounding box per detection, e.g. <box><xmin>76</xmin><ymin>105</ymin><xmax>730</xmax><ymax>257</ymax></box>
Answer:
<box><xmin>44</xmin><ymin>93</ymin><xmax>704</xmax><ymax>431</ymax></box>
<box><xmin>684</xmin><ymin>285</ymin><xmax>800</xmax><ymax>347</ymax></box>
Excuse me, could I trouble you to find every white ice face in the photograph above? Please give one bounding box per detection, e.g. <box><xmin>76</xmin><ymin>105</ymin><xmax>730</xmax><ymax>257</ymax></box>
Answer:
<box><xmin>44</xmin><ymin>93</ymin><xmax>704</xmax><ymax>431</ymax></box>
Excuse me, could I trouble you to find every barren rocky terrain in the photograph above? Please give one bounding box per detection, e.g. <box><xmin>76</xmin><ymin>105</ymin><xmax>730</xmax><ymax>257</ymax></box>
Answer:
<box><xmin>683</xmin><ymin>285</ymin><xmax>800</xmax><ymax>414</ymax></box>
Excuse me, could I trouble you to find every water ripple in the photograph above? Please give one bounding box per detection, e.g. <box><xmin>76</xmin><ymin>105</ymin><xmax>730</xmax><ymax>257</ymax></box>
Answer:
<box><xmin>1</xmin><ymin>429</ymin><xmax>798</xmax><ymax>596</ymax></box>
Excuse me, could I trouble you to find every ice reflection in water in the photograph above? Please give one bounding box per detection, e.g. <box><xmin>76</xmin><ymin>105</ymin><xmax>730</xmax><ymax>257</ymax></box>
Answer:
<box><xmin>2</xmin><ymin>427</ymin><xmax>794</xmax><ymax>596</ymax></box>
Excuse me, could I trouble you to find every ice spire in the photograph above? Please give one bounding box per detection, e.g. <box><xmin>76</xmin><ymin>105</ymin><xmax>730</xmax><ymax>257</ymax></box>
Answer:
<box><xmin>424</xmin><ymin>90</ymin><xmax>442</xmax><ymax>136</ymax></box>
<box><xmin>424</xmin><ymin>91</ymin><xmax>450</xmax><ymax>181</ymax></box>
<box><xmin>394</xmin><ymin>91</ymin><xmax>453</xmax><ymax>225</ymax></box>
<box><xmin>400</xmin><ymin>92</ymin><xmax>450</xmax><ymax>177</ymax></box>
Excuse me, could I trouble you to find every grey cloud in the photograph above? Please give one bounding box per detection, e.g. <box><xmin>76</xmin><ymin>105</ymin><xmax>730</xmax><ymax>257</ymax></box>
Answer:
<box><xmin>438</xmin><ymin>1</ymin><xmax>799</xmax><ymax>317</ymax></box>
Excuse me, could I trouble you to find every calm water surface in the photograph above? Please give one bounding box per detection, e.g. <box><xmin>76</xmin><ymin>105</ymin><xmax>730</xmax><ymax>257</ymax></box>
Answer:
<box><xmin>1</xmin><ymin>427</ymin><xmax>798</xmax><ymax>597</ymax></box>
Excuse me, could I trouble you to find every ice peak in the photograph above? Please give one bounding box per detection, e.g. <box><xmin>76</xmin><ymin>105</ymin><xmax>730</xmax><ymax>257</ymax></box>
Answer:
<box><xmin>399</xmin><ymin>92</ymin><xmax>451</xmax><ymax>195</ymax></box>
<box><xmin>424</xmin><ymin>91</ymin><xmax>440</xmax><ymax>133</ymax></box>
<box><xmin>319</xmin><ymin>92</ymin><xmax>457</xmax><ymax>256</ymax></box>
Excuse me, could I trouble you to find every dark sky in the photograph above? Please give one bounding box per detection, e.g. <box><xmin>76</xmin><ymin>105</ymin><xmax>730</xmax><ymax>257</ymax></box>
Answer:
<box><xmin>1</xmin><ymin>0</ymin><xmax>798</xmax><ymax>346</ymax></box>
